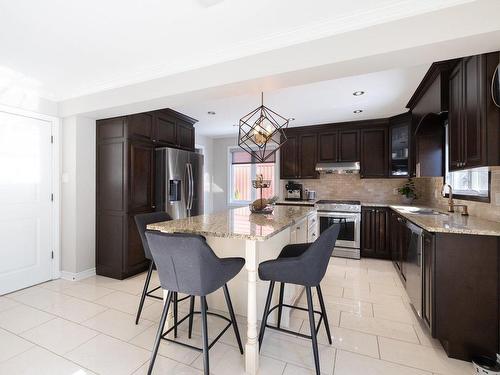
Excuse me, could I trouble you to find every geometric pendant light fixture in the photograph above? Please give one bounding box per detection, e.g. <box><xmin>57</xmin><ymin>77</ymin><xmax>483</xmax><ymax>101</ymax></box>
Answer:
<box><xmin>238</xmin><ymin>92</ymin><xmax>290</xmax><ymax>163</ymax></box>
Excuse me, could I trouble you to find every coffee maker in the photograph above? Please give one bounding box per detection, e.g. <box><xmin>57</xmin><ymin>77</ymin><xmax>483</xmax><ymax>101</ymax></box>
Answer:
<box><xmin>285</xmin><ymin>181</ymin><xmax>303</xmax><ymax>201</ymax></box>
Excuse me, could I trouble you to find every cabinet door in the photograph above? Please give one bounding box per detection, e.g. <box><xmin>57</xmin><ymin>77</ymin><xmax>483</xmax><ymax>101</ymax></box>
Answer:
<box><xmin>338</xmin><ymin>130</ymin><xmax>359</xmax><ymax>162</ymax></box>
<box><xmin>318</xmin><ymin>131</ymin><xmax>338</xmax><ymax>162</ymax></box>
<box><xmin>298</xmin><ymin>133</ymin><xmax>318</xmax><ymax>178</ymax></box>
<box><xmin>280</xmin><ymin>134</ymin><xmax>298</xmax><ymax>179</ymax></box>
<box><xmin>390</xmin><ymin>212</ymin><xmax>400</xmax><ymax>269</ymax></box>
<box><xmin>177</xmin><ymin>121</ymin><xmax>195</xmax><ymax>150</ymax></box>
<box><xmin>389</xmin><ymin>113</ymin><xmax>411</xmax><ymax>177</ymax></box>
<box><xmin>422</xmin><ymin>231</ymin><xmax>435</xmax><ymax>333</ymax></box>
<box><xmin>125</xmin><ymin>214</ymin><xmax>149</xmax><ymax>276</ymax></box>
<box><xmin>448</xmin><ymin>63</ymin><xmax>463</xmax><ymax>170</ymax></box>
<box><xmin>360</xmin><ymin>128</ymin><xmax>388</xmax><ymax>178</ymax></box>
<box><xmin>128</xmin><ymin>141</ymin><xmax>155</xmax><ymax>212</ymax></box>
<box><xmin>463</xmin><ymin>55</ymin><xmax>484</xmax><ymax>168</ymax></box>
<box><xmin>361</xmin><ymin>208</ymin><xmax>376</xmax><ymax>257</ymax></box>
<box><xmin>155</xmin><ymin>111</ymin><xmax>177</xmax><ymax>146</ymax></box>
<box><xmin>127</xmin><ymin>113</ymin><xmax>154</xmax><ymax>141</ymax></box>
<box><xmin>375</xmin><ymin>208</ymin><xmax>391</xmax><ymax>259</ymax></box>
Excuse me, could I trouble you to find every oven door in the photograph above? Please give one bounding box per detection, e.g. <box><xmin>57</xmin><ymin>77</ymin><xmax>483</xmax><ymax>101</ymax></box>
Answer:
<box><xmin>318</xmin><ymin>211</ymin><xmax>360</xmax><ymax>249</ymax></box>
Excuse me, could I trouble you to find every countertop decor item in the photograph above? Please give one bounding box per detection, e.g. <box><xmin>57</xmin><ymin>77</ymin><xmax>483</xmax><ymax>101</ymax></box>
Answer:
<box><xmin>238</xmin><ymin>92</ymin><xmax>290</xmax><ymax>163</ymax></box>
<box><xmin>249</xmin><ymin>175</ymin><xmax>277</xmax><ymax>213</ymax></box>
<box><xmin>398</xmin><ymin>178</ymin><xmax>417</xmax><ymax>204</ymax></box>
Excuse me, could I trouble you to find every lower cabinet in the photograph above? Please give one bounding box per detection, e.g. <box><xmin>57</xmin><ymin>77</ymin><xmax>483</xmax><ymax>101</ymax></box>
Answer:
<box><xmin>361</xmin><ymin>207</ymin><xmax>391</xmax><ymax>259</ymax></box>
<box><xmin>422</xmin><ymin>230</ymin><xmax>435</xmax><ymax>333</ymax></box>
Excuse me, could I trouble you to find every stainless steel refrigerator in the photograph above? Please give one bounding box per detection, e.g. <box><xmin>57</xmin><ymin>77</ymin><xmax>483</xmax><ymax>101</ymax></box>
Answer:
<box><xmin>155</xmin><ymin>147</ymin><xmax>204</xmax><ymax>219</ymax></box>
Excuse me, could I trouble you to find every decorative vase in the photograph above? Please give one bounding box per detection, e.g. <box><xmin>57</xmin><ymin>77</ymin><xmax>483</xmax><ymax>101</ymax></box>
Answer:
<box><xmin>401</xmin><ymin>196</ymin><xmax>414</xmax><ymax>205</ymax></box>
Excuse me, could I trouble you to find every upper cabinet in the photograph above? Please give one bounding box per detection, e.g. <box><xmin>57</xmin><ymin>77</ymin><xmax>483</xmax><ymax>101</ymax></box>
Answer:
<box><xmin>447</xmin><ymin>53</ymin><xmax>500</xmax><ymax>171</ymax></box>
<box><xmin>317</xmin><ymin>129</ymin><xmax>359</xmax><ymax>163</ymax></box>
<box><xmin>339</xmin><ymin>130</ymin><xmax>359</xmax><ymax>162</ymax></box>
<box><xmin>360</xmin><ymin>127</ymin><xmax>388</xmax><ymax>178</ymax></box>
<box><xmin>389</xmin><ymin>113</ymin><xmax>411</xmax><ymax>177</ymax></box>
<box><xmin>280</xmin><ymin>130</ymin><xmax>318</xmax><ymax>179</ymax></box>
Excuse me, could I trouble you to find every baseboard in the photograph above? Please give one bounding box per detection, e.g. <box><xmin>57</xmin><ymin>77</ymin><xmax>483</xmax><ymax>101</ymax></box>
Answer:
<box><xmin>60</xmin><ymin>268</ymin><xmax>96</xmax><ymax>281</ymax></box>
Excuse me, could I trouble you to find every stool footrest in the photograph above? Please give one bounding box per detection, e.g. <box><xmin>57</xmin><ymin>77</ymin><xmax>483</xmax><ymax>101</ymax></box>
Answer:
<box><xmin>161</xmin><ymin>310</ymin><xmax>232</xmax><ymax>352</ymax></box>
<box><xmin>265</xmin><ymin>303</ymin><xmax>325</xmax><ymax>338</ymax></box>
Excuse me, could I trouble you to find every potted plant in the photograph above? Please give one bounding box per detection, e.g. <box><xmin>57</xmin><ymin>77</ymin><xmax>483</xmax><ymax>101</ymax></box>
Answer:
<box><xmin>398</xmin><ymin>178</ymin><xmax>417</xmax><ymax>204</ymax></box>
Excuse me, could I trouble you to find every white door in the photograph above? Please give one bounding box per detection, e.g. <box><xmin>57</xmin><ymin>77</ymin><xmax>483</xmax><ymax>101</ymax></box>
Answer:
<box><xmin>0</xmin><ymin>111</ymin><xmax>53</xmax><ymax>295</ymax></box>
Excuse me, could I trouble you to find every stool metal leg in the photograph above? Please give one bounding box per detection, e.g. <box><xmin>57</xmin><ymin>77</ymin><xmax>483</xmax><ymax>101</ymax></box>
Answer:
<box><xmin>148</xmin><ymin>291</ymin><xmax>172</xmax><ymax>375</ymax></box>
<box><xmin>136</xmin><ymin>260</ymin><xmax>154</xmax><ymax>325</ymax></box>
<box><xmin>306</xmin><ymin>287</ymin><xmax>320</xmax><ymax>375</ymax></box>
<box><xmin>316</xmin><ymin>284</ymin><xmax>332</xmax><ymax>345</ymax></box>
<box><xmin>277</xmin><ymin>282</ymin><xmax>284</xmax><ymax>328</ymax></box>
<box><xmin>188</xmin><ymin>295</ymin><xmax>195</xmax><ymax>339</ymax></box>
<box><xmin>223</xmin><ymin>284</ymin><xmax>244</xmax><ymax>354</ymax></box>
<box><xmin>173</xmin><ymin>292</ymin><xmax>178</xmax><ymax>338</ymax></box>
<box><xmin>200</xmin><ymin>296</ymin><xmax>210</xmax><ymax>375</ymax></box>
<box><xmin>258</xmin><ymin>281</ymin><xmax>275</xmax><ymax>350</ymax></box>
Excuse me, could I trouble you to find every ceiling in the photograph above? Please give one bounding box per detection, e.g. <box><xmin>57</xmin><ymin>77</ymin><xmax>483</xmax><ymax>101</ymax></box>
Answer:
<box><xmin>0</xmin><ymin>0</ymin><xmax>474</xmax><ymax>101</ymax></box>
<box><xmin>179</xmin><ymin>65</ymin><xmax>430</xmax><ymax>137</ymax></box>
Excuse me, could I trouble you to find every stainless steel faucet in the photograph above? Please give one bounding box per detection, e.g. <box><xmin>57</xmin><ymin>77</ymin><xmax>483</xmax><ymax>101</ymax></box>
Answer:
<box><xmin>441</xmin><ymin>183</ymin><xmax>468</xmax><ymax>215</ymax></box>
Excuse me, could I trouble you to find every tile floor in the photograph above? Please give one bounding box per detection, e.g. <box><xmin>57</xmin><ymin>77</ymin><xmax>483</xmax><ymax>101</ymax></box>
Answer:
<box><xmin>0</xmin><ymin>258</ymin><xmax>473</xmax><ymax>374</ymax></box>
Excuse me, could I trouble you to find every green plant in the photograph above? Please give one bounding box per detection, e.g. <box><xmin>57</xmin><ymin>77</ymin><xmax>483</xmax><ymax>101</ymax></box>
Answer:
<box><xmin>398</xmin><ymin>178</ymin><xmax>417</xmax><ymax>199</ymax></box>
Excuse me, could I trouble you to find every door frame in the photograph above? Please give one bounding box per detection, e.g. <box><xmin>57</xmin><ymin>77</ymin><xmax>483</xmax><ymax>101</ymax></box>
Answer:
<box><xmin>0</xmin><ymin>104</ymin><xmax>61</xmax><ymax>280</ymax></box>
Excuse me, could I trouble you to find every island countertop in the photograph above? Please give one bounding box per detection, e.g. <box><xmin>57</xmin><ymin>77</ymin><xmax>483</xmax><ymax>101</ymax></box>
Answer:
<box><xmin>147</xmin><ymin>205</ymin><xmax>316</xmax><ymax>241</ymax></box>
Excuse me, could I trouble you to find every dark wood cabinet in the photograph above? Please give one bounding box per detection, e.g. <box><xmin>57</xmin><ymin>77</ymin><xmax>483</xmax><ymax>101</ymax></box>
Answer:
<box><xmin>318</xmin><ymin>132</ymin><xmax>337</xmax><ymax>162</ymax></box>
<box><xmin>280</xmin><ymin>134</ymin><xmax>298</xmax><ymax>179</ymax></box>
<box><xmin>338</xmin><ymin>130</ymin><xmax>359</xmax><ymax>162</ymax></box>
<box><xmin>390</xmin><ymin>211</ymin><xmax>407</xmax><ymax>279</ymax></box>
<box><xmin>361</xmin><ymin>206</ymin><xmax>390</xmax><ymax>259</ymax></box>
<box><xmin>298</xmin><ymin>134</ymin><xmax>318</xmax><ymax>179</ymax></box>
<box><xmin>96</xmin><ymin>108</ymin><xmax>197</xmax><ymax>279</ymax></box>
<box><xmin>360</xmin><ymin>128</ymin><xmax>388</xmax><ymax>178</ymax></box>
<box><xmin>422</xmin><ymin>230</ymin><xmax>435</xmax><ymax>333</ymax></box>
<box><xmin>280</xmin><ymin>131</ymin><xmax>318</xmax><ymax>179</ymax></box>
<box><xmin>448</xmin><ymin>52</ymin><xmax>500</xmax><ymax>171</ymax></box>
<box><xmin>389</xmin><ymin>113</ymin><xmax>411</xmax><ymax>177</ymax></box>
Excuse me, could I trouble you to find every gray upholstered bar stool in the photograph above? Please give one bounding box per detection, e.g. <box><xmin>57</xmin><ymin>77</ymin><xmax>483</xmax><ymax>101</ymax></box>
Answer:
<box><xmin>145</xmin><ymin>231</ymin><xmax>245</xmax><ymax>375</ymax></box>
<box><xmin>258</xmin><ymin>224</ymin><xmax>341</xmax><ymax>375</ymax></box>
<box><xmin>134</xmin><ymin>212</ymin><xmax>191</xmax><ymax>338</ymax></box>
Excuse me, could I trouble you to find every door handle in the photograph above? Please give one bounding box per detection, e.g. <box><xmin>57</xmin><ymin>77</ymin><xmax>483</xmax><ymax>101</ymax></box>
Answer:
<box><xmin>187</xmin><ymin>163</ymin><xmax>194</xmax><ymax>210</ymax></box>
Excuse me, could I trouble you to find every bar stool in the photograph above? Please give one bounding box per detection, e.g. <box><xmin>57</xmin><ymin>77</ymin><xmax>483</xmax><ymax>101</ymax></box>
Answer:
<box><xmin>258</xmin><ymin>224</ymin><xmax>341</xmax><ymax>375</ymax></box>
<box><xmin>134</xmin><ymin>212</ymin><xmax>190</xmax><ymax>335</ymax></box>
<box><xmin>145</xmin><ymin>231</ymin><xmax>245</xmax><ymax>375</ymax></box>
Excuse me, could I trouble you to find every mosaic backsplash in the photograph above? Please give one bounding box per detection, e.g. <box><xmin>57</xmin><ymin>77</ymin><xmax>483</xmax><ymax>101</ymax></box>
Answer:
<box><xmin>281</xmin><ymin>169</ymin><xmax>500</xmax><ymax>223</ymax></box>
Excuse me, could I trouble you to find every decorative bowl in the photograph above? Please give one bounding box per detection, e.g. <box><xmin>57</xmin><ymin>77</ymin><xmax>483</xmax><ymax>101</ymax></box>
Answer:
<box><xmin>249</xmin><ymin>204</ymin><xmax>274</xmax><ymax>214</ymax></box>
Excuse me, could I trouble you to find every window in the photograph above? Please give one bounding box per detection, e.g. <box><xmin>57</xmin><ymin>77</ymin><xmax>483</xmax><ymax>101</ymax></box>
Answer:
<box><xmin>229</xmin><ymin>148</ymin><xmax>276</xmax><ymax>205</ymax></box>
<box><xmin>444</xmin><ymin>122</ymin><xmax>490</xmax><ymax>202</ymax></box>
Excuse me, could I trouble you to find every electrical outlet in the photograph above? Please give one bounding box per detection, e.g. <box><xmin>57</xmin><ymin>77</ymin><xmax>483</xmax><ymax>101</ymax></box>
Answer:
<box><xmin>393</xmin><ymin>188</ymin><xmax>398</xmax><ymax>195</ymax></box>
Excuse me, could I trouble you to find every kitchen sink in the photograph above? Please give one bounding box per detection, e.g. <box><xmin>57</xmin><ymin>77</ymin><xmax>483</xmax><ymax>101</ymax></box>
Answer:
<box><xmin>393</xmin><ymin>206</ymin><xmax>447</xmax><ymax>216</ymax></box>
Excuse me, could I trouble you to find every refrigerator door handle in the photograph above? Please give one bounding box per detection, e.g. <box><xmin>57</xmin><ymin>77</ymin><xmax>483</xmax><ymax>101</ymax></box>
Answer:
<box><xmin>184</xmin><ymin>163</ymin><xmax>190</xmax><ymax>212</ymax></box>
<box><xmin>188</xmin><ymin>163</ymin><xmax>194</xmax><ymax>210</ymax></box>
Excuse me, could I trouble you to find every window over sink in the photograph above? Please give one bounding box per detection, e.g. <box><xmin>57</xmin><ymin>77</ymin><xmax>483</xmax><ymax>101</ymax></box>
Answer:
<box><xmin>228</xmin><ymin>148</ymin><xmax>277</xmax><ymax>205</ymax></box>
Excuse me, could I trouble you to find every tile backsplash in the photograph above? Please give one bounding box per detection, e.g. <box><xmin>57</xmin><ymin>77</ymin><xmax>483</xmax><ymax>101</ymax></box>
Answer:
<box><xmin>281</xmin><ymin>169</ymin><xmax>500</xmax><ymax>223</ymax></box>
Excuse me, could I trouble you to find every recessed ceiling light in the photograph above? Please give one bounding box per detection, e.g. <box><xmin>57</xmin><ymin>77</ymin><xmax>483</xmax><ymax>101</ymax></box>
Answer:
<box><xmin>207</xmin><ymin>111</ymin><xmax>216</xmax><ymax>115</ymax></box>
<box><xmin>353</xmin><ymin>91</ymin><xmax>365</xmax><ymax>96</ymax></box>
<box><xmin>353</xmin><ymin>109</ymin><xmax>363</xmax><ymax>114</ymax></box>
<box><xmin>289</xmin><ymin>117</ymin><xmax>295</xmax><ymax>121</ymax></box>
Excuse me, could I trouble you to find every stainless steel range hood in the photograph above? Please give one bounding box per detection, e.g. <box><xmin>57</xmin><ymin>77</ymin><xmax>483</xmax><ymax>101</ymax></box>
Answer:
<box><xmin>315</xmin><ymin>162</ymin><xmax>360</xmax><ymax>174</ymax></box>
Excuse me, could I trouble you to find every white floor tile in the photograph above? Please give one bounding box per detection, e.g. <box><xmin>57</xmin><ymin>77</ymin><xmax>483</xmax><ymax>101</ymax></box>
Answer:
<box><xmin>21</xmin><ymin>317</ymin><xmax>98</xmax><ymax>355</ymax></box>
<box><xmin>61</xmin><ymin>282</ymin><xmax>115</xmax><ymax>301</ymax></box>
<box><xmin>95</xmin><ymin>290</ymin><xmax>153</xmax><ymax>315</ymax></box>
<box><xmin>378</xmin><ymin>337</ymin><xmax>472</xmax><ymax>375</ymax></box>
<box><xmin>66</xmin><ymin>334</ymin><xmax>150</xmax><ymax>375</ymax></box>
<box><xmin>0</xmin><ymin>304</ymin><xmax>55</xmax><ymax>334</ymax></box>
<box><xmin>342</xmin><ymin>287</ymin><xmax>404</xmax><ymax>305</ymax></box>
<box><xmin>82</xmin><ymin>308</ymin><xmax>154</xmax><ymax>341</ymax></box>
<box><xmin>0</xmin><ymin>296</ymin><xmax>19</xmax><ymax>312</ymax></box>
<box><xmin>0</xmin><ymin>328</ymin><xmax>34</xmax><ymax>362</ymax></box>
<box><xmin>335</xmin><ymin>349</ymin><xmax>432</xmax><ymax>374</ymax></box>
<box><xmin>0</xmin><ymin>346</ymin><xmax>96</xmax><ymax>375</ymax></box>
<box><xmin>133</xmin><ymin>354</ymin><xmax>203</xmax><ymax>374</ymax></box>
<box><xmin>283</xmin><ymin>363</ymin><xmax>319</xmax><ymax>374</ymax></box>
<box><xmin>340</xmin><ymin>312</ymin><xmax>419</xmax><ymax>343</ymax></box>
<box><xmin>372</xmin><ymin>301</ymin><xmax>415</xmax><ymax>324</ymax></box>
<box><xmin>39</xmin><ymin>278</ymin><xmax>77</xmax><ymax>292</ymax></box>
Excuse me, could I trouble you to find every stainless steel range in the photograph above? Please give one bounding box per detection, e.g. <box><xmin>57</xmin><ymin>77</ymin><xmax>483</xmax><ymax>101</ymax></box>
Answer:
<box><xmin>315</xmin><ymin>200</ymin><xmax>361</xmax><ymax>259</ymax></box>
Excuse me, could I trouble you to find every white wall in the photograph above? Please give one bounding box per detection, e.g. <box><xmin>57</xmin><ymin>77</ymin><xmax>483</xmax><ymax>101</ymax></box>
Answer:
<box><xmin>61</xmin><ymin>116</ymin><xmax>96</xmax><ymax>275</ymax></box>
<box><xmin>212</xmin><ymin>136</ymin><xmax>238</xmax><ymax>212</ymax></box>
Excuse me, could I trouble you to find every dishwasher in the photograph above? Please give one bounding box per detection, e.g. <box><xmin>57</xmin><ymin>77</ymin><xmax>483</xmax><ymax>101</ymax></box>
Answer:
<box><xmin>405</xmin><ymin>221</ymin><xmax>423</xmax><ymax>318</ymax></box>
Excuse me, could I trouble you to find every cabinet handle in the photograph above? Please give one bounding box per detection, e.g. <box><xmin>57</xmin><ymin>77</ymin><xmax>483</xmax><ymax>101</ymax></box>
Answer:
<box><xmin>151</xmin><ymin>205</ymin><xmax>156</xmax><ymax>209</ymax></box>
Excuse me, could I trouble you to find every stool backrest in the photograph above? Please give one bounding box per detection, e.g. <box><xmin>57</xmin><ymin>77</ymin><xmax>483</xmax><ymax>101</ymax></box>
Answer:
<box><xmin>300</xmin><ymin>224</ymin><xmax>340</xmax><ymax>286</ymax></box>
<box><xmin>134</xmin><ymin>212</ymin><xmax>172</xmax><ymax>260</ymax></box>
<box><xmin>145</xmin><ymin>231</ymin><xmax>221</xmax><ymax>296</ymax></box>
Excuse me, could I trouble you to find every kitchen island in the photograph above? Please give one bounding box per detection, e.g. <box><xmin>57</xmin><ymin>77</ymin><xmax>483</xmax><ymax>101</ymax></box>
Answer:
<box><xmin>147</xmin><ymin>205</ymin><xmax>317</xmax><ymax>375</ymax></box>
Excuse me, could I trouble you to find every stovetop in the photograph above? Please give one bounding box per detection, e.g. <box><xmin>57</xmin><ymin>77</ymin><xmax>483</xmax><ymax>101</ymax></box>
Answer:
<box><xmin>315</xmin><ymin>199</ymin><xmax>361</xmax><ymax>213</ymax></box>
<box><xmin>315</xmin><ymin>200</ymin><xmax>360</xmax><ymax>205</ymax></box>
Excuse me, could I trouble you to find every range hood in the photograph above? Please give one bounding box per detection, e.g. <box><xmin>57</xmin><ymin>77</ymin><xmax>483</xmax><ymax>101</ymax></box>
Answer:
<box><xmin>315</xmin><ymin>162</ymin><xmax>360</xmax><ymax>174</ymax></box>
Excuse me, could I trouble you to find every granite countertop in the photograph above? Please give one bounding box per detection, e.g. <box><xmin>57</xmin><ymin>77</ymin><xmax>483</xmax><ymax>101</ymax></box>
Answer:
<box><xmin>361</xmin><ymin>202</ymin><xmax>500</xmax><ymax>236</ymax></box>
<box><xmin>147</xmin><ymin>205</ymin><xmax>316</xmax><ymax>241</ymax></box>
